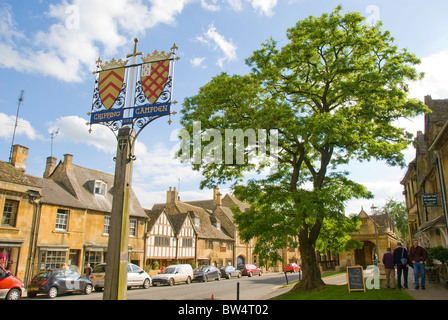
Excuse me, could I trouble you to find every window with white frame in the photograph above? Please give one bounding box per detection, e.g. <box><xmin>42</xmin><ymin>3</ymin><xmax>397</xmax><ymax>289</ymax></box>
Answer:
<box><xmin>103</xmin><ymin>216</ymin><xmax>111</xmax><ymax>235</ymax></box>
<box><xmin>55</xmin><ymin>209</ymin><xmax>69</xmax><ymax>231</ymax></box>
<box><xmin>2</xmin><ymin>199</ymin><xmax>19</xmax><ymax>227</ymax></box>
<box><xmin>129</xmin><ymin>218</ymin><xmax>137</xmax><ymax>237</ymax></box>
<box><xmin>94</xmin><ymin>180</ymin><xmax>107</xmax><ymax>196</ymax></box>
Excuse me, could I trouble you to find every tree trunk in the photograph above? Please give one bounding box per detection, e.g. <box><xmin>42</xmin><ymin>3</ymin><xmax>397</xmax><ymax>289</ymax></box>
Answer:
<box><xmin>291</xmin><ymin>225</ymin><xmax>325</xmax><ymax>292</ymax></box>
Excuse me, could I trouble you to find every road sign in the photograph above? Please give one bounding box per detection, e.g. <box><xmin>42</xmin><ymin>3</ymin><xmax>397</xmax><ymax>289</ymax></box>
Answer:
<box><xmin>423</xmin><ymin>193</ymin><xmax>439</xmax><ymax>207</ymax></box>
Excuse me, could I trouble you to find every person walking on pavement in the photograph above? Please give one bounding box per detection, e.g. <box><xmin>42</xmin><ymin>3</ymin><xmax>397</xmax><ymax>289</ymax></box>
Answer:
<box><xmin>409</xmin><ymin>240</ymin><xmax>427</xmax><ymax>290</ymax></box>
<box><xmin>393</xmin><ymin>242</ymin><xmax>409</xmax><ymax>289</ymax></box>
<box><xmin>382</xmin><ymin>247</ymin><xmax>395</xmax><ymax>289</ymax></box>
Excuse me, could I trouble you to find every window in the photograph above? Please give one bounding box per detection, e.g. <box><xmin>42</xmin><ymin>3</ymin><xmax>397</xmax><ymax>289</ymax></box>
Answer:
<box><xmin>55</xmin><ymin>209</ymin><xmax>69</xmax><ymax>231</ymax></box>
<box><xmin>130</xmin><ymin>219</ymin><xmax>137</xmax><ymax>237</ymax></box>
<box><xmin>103</xmin><ymin>216</ymin><xmax>111</xmax><ymax>235</ymax></box>
<box><xmin>85</xmin><ymin>251</ymin><xmax>104</xmax><ymax>268</ymax></box>
<box><xmin>40</xmin><ymin>250</ymin><xmax>67</xmax><ymax>269</ymax></box>
<box><xmin>94</xmin><ymin>181</ymin><xmax>107</xmax><ymax>195</ymax></box>
<box><xmin>182</xmin><ymin>238</ymin><xmax>193</xmax><ymax>247</ymax></box>
<box><xmin>195</xmin><ymin>217</ymin><xmax>200</xmax><ymax>227</ymax></box>
<box><xmin>216</xmin><ymin>221</ymin><xmax>221</xmax><ymax>230</ymax></box>
<box><xmin>154</xmin><ymin>236</ymin><xmax>170</xmax><ymax>246</ymax></box>
<box><xmin>2</xmin><ymin>200</ymin><xmax>19</xmax><ymax>227</ymax></box>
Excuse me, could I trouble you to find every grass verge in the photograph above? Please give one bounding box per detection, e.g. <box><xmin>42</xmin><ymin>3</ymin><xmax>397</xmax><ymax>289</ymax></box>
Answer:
<box><xmin>271</xmin><ymin>282</ymin><xmax>414</xmax><ymax>300</ymax></box>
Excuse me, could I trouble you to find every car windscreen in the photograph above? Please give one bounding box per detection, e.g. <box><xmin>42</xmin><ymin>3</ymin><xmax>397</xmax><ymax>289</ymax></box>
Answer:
<box><xmin>194</xmin><ymin>267</ymin><xmax>208</xmax><ymax>272</ymax></box>
<box><xmin>33</xmin><ymin>269</ymin><xmax>53</xmax><ymax>279</ymax></box>
<box><xmin>93</xmin><ymin>265</ymin><xmax>107</xmax><ymax>273</ymax></box>
<box><xmin>164</xmin><ymin>267</ymin><xmax>177</xmax><ymax>274</ymax></box>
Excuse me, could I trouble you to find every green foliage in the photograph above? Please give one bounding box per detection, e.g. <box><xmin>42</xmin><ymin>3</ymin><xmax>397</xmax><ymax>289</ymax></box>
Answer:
<box><xmin>426</xmin><ymin>246</ymin><xmax>448</xmax><ymax>265</ymax></box>
<box><xmin>379</xmin><ymin>199</ymin><xmax>409</xmax><ymax>243</ymax></box>
<box><xmin>178</xmin><ymin>6</ymin><xmax>428</xmax><ymax>289</ymax></box>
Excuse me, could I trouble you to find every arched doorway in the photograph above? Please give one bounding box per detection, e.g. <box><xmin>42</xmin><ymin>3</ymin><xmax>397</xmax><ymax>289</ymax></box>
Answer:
<box><xmin>354</xmin><ymin>241</ymin><xmax>375</xmax><ymax>268</ymax></box>
<box><xmin>237</xmin><ymin>255</ymin><xmax>245</xmax><ymax>266</ymax></box>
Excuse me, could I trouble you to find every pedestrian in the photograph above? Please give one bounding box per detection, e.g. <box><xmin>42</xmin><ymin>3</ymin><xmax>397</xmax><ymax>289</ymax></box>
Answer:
<box><xmin>85</xmin><ymin>263</ymin><xmax>93</xmax><ymax>278</ymax></box>
<box><xmin>393</xmin><ymin>242</ymin><xmax>409</xmax><ymax>289</ymax></box>
<box><xmin>382</xmin><ymin>247</ymin><xmax>395</xmax><ymax>289</ymax></box>
<box><xmin>409</xmin><ymin>239</ymin><xmax>427</xmax><ymax>290</ymax></box>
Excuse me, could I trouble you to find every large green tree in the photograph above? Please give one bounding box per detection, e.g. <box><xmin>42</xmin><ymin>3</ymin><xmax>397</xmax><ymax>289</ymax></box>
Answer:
<box><xmin>178</xmin><ymin>6</ymin><xmax>427</xmax><ymax>291</ymax></box>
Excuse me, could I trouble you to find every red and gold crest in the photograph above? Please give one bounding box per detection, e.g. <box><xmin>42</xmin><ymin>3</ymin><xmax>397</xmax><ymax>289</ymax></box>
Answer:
<box><xmin>140</xmin><ymin>50</ymin><xmax>173</xmax><ymax>104</ymax></box>
<box><xmin>98</xmin><ymin>58</ymin><xmax>128</xmax><ymax>109</ymax></box>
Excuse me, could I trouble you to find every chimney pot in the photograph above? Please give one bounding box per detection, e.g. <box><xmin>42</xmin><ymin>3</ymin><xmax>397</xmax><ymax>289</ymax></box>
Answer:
<box><xmin>11</xmin><ymin>145</ymin><xmax>28</xmax><ymax>172</ymax></box>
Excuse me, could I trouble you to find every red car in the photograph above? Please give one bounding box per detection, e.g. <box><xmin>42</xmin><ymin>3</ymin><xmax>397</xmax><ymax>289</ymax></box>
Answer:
<box><xmin>237</xmin><ymin>264</ymin><xmax>262</xmax><ymax>277</ymax></box>
<box><xmin>0</xmin><ymin>266</ymin><xmax>25</xmax><ymax>300</ymax></box>
<box><xmin>283</xmin><ymin>263</ymin><xmax>301</xmax><ymax>273</ymax></box>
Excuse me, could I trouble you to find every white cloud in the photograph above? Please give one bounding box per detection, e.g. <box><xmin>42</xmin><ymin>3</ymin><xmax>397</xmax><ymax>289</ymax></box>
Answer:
<box><xmin>248</xmin><ymin>0</ymin><xmax>277</xmax><ymax>16</ymax></box>
<box><xmin>0</xmin><ymin>0</ymin><xmax>190</xmax><ymax>82</ymax></box>
<box><xmin>408</xmin><ymin>50</ymin><xmax>448</xmax><ymax>100</ymax></box>
<box><xmin>197</xmin><ymin>24</ymin><xmax>237</xmax><ymax>67</ymax></box>
<box><xmin>201</xmin><ymin>0</ymin><xmax>221</xmax><ymax>11</ymax></box>
<box><xmin>0</xmin><ymin>113</ymin><xmax>44</xmax><ymax>141</ymax></box>
<box><xmin>190</xmin><ymin>56</ymin><xmax>207</xmax><ymax>68</ymax></box>
<box><xmin>47</xmin><ymin>115</ymin><xmax>116</xmax><ymax>153</ymax></box>
<box><xmin>0</xmin><ymin>0</ymin><xmax>280</xmax><ymax>81</ymax></box>
<box><xmin>133</xmin><ymin>140</ymin><xmax>203</xmax><ymax>186</ymax></box>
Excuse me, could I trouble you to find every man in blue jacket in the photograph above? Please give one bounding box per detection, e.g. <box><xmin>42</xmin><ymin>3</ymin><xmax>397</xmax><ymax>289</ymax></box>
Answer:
<box><xmin>393</xmin><ymin>243</ymin><xmax>409</xmax><ymax>289</ymax></box>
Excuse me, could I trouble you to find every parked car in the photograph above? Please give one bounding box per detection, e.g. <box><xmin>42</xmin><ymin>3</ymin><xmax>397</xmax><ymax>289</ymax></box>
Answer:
<box><xmin>237</xmin><ymin>264</ymin><xmax>262</xmax><ymax>277</ymax></box>
<box><xmin>193</xmin><ymin>265</ymin><xmax>221</xmax><ymax>282</ymax></box>
<box><xmin>27</xmin><ymin>268</ymin><xmax>93</xmax><ymax>298</ymax></box>
<box><xmin>219</xmin><ymin>266</ymin><xmax>242</xmax><ymax>279</ymax></box>
<box><xmin>152</xmin><ymin>264</ymin><xmax>193</xmax><ymax>286</ymax></box>
<box><xmin>283</xmin><ymin>263</ymin><xmax>301</xmax><ymax>273</ymax></box>
<box><xmin>90</xmin><ymin>263</ymin><xmax>151</xmax><ymax>291</ymax></box>
<box><xmin>0</xmin><ymin>266</ymin><xmax>25</xmax><ymax>300</ymax></box>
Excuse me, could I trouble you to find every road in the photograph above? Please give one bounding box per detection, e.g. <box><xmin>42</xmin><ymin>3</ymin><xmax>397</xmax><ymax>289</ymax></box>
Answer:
<box><xmin>22</xmin><ymin>272</ymin><xmax>303</xmax><ymax>301</ymax></box>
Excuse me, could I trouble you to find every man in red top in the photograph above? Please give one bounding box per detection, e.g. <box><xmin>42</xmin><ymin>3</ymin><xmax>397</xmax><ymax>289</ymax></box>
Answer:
<box><xmin>409</xmin><ymin>240</ymin><xmax>427</xmax><ymax>290</ymax></box>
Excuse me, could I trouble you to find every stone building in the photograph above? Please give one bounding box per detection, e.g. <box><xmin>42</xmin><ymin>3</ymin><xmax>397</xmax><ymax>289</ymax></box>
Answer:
<box><xmin>0</xmin><ymin>145</ymin><xmax>147</xmax><ymax>284</ymax></box>
<box><xmin>148</xmin><ymin>187</ymin><xmax>237</xmax><ymax>269</ymax></box>
<box><xmin>337</xmin><ymin>208</ymin><xmax>398</xmax><ymax>272</ymax></box>
<box><xmin>401</xmin><ymin>95</ymin><xmax>448</xmax><ymax>248</ymax></box>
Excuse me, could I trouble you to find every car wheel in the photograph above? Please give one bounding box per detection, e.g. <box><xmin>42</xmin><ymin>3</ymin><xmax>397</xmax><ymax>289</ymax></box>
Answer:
<box><xmin>6</xmin><ymin>288</ymin><xmax>21</xmax><ymax>300</ymax></box>
<box><xmin>84</xmin><ymin>284</ymin><xmax>93</xmax><ymax>295</ymax></box>
<box><xmin>169</xmin><ymin>278</ymin><xmax>175</xmax><ymax>286</ymax></box>
<box><xmin>48</xmin><ymin>287</ymin><xmax>58</xmax><ymax>299</ymax></box>
<box><xmin>249</xmin><ymin>272</ymin><xmax>253</xmax><ymax>277</ymax></box>
<box><xmin>186</xmin><ymin>276</ymin><xmax>191</xmax><ymax>284</ymax></box>
<box><xmin>216</xmin><ymin>274</ymin><xmax>220</xmax><ymax>281</ymax></box>
<box><xmin>143</xmin><ymin>278</ymin><xmax>151</xmax><ymax>289</ymax></box>
<box><xmin>259</xmin><ymin>271</ymin><xmax>262</xmax><ymax>277</ymax></box>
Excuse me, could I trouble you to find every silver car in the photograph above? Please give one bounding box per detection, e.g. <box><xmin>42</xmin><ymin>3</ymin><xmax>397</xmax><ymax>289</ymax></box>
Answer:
<box><xmin>91</xmin><ymin>263</ymin><xmax>151</xmax><ymax>291</ymax></box>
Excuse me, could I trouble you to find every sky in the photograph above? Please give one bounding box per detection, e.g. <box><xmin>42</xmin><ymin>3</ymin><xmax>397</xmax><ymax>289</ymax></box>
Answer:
<box><xmin>1</xmin><ymin>0</ymin><xmax>448</xmax><ymax>215</ymax></box>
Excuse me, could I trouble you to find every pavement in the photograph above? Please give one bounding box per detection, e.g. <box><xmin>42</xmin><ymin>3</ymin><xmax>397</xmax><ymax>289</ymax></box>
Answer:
<box><xmin>263</xmin><ymin>270</ymin><xmax>448</xmax><ymax>300</ymax></box>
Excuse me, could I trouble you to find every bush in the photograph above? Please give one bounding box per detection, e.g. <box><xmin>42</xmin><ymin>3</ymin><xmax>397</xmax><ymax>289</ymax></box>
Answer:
<box><xmin>426</xmin><ymin>246</ymin><xmax>448</xmax><ymax>265</ymax></box>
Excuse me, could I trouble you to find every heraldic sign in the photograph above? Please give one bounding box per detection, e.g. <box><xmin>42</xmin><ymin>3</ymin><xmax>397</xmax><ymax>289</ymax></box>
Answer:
<box><xmin>88</xmin><ymin>38</ymin><xmax>179</xmax><ymax>137</ymax></box>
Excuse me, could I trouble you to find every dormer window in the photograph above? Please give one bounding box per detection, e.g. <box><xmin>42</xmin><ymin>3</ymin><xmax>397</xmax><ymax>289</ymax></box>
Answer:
<box><xmin>94</xmin><ymin>181</ymin><xmax>107</xmax><ymax>195</ymax></box>
<box><xmin>216</xmin><ymin>221</ymin><xmax>221</xmax><ymax>230</ymax></box>
<box><xmin>195</xmin><ymin>217</ymin><xmax>200</xmax><ymax>227</ymax></box>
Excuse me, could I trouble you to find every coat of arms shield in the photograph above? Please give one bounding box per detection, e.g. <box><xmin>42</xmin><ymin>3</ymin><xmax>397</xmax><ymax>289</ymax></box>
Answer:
<box><xmin>140</xmin><ymin>60</ymin><xmax>170</xmax><ymax>104</ymax></box>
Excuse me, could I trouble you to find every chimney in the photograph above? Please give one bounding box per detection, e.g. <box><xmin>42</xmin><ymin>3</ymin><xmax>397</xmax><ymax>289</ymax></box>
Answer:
<box><xmin>11</xmin><ymin>145</ymin><xmax>28</xmax><ymax>172</ymax></box>
<box><xmin>63</xmin><ymin>154</ymin><xmax>73</xmax><ymax>172</ymax></box>
<box><xmin>213</xmin><ymin>187</ymin><xmax>222</xmax><ymax>206</ymax></box>
<box><xmin>166</xmin><ymin>187</ymin><xmax>178</xmax><ymax>205</ymax></box>
<box><xmin>44</xmin><ymin>156</ymin><xmax>57</xmax><ymax>178</ymax></box>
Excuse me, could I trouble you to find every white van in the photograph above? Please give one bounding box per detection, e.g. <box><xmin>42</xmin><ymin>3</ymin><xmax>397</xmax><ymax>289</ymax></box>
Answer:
<box><xmin>152</xmin><ymin>264</ymin><xmax>193</xmax><ymax>286</ymax></box>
